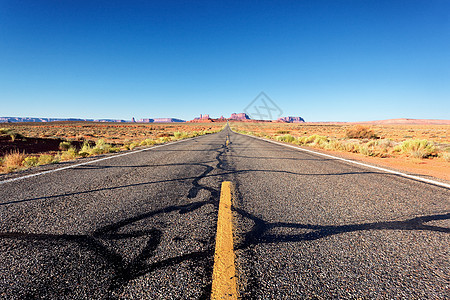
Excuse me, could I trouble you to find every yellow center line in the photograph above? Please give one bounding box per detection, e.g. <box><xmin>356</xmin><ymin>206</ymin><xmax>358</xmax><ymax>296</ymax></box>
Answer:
<box><xmin>211</xmin><ymin>181</ymin><xmax>238</xmax><ymax>299</ymax></box>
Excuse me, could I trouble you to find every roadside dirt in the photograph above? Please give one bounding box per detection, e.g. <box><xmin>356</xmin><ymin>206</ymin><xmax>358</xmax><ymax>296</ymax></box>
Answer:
<box><xmin>303</xmin><ymin>146</ymin><xmax>450</xmax><ymax>182</ymax></box>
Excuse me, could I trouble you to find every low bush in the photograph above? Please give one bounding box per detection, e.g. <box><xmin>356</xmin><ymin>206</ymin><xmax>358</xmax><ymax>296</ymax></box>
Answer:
<box><xmin>60</xmin><ymin>147</ymin><xmax>78</xmax><ymax>161</ymax></box>
<box><xmin>129</xmin><ymin>142</ymin><xmax>139</xmax><ymax>150</ymax></box>
<box><xmin>93</xmin><ymin>139</ymin><xmax>111</xmax><ymax>154</ymax></box>
<box><xmin>23</xmin><ymin>156</ymin><xmax>39</xmax><ymax>167</ymax></box>
<box><xmin>38</xmin><ymin>154</ymin><xmax>54</xmax><ymax>165</ymax></box>
<box><xmin>0</xmin><ymin>128</ymin><xmax>24</xmax><ymax>141</ymax></box>
<box><xmin>312</xmin><ymin>135</ymin><xmax>328</xmax><ymax>147</ymax></box>
<box><xmin>276</xmin><ymin>134</ymin><xmax>295</xmax><ymax>143</ymax></box>
<box><xmin>323</xmin><ymin>140</ymin><xmax>342</xmax><ymax>151</ymax></box>
<box><xmin>174</xmin><ymin>131</ymin><xmax>183</xmax><ymax>139</ymax></box>
<box><xmin>396</xmin><ymin>139</ymin><xmax>436</xmax><ymax>158</ymax></box>
<box><xmin>159</xmin><ymin>137</ymin><xmax>171</xmax><ymax>143</ymax></box>
<box><xmin>79</xmin><ymin>141</ymin><xmax>93</xmax><ymax>157</ymax></box>
<box><xmin>358</xmin><ymin>145</ymin><xmax>373</xmax><ymax>156</ymax></box>
<box><xmin>0</xmin><ymin>128</ymin><xmax>13</xmax><ymax>135</ymax></box>
<box><xmin>3</xmin><ymin>150</ymin><xmax>26</xmax><ymax>169</ymax></box>
<box><xmin>345</xmin><ymin>125</ymin><xmax>378</xmax><ymax>139</ymax></box>
<box><xmin>376</xmin><ymin>139</ymin><xmax>396</xmax><ymax>149</ymax></box>
<box><xmin>341</xmin><ymin>141</ymin><xmax>360</xmax><ymax>153</ymax></box>
<box><xmin>142</xmin><ymin>138</ymin><xmax>156</xmax><ymax>146</ymax></box>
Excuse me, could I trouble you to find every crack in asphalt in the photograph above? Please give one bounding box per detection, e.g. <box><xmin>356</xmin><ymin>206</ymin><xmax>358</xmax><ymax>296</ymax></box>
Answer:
<box><xmin>0</xmin><ymin>134</ymin><xmax>232</xmax><ymax>298</ymax></box>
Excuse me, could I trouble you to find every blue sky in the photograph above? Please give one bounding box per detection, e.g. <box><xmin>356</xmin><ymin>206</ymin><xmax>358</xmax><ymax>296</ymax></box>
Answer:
<box><xmin>1</xmin><ymin>0</ymin><xmax>449</xmax><ymax>121</ymax></box>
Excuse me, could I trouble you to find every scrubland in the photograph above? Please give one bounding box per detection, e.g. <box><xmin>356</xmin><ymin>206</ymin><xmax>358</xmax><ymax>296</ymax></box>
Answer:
<box><xmin>231</xmin><ymin>122</ymin><xmax>450</xmax><ymax>180</ymax></box>
<box><xmin>0</xmin><ymin>122</ymin><xmax>223</xmax><ymax>174</ymax></box>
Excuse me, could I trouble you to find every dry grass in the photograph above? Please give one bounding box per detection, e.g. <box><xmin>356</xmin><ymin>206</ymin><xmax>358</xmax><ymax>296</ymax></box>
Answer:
<box><xmin>230</xmin><ymin>122</ymin><xmax>450</xmax><ymax>143</ymax></box>
<box><xmin>0</xmin><ymin>122</ymin><xmax>225</xmax><ymax>174</ymax></box>
<box><xmin>0</xmin><ymin>122</ymin><xmax>224</xmax><ymax>145</ymax></box>
<box><xmin>231</xmin><ymin>122</ymin><xmax>450</xmax><ymax>162</ymax></box>
<box><xmin>1</xmin><ymin>150</ymin><xmax>26</xmax><ymax>172</ymax></box>
<box><xmin>394</xmin><ymin>139</ymin><xmax>437</xmax><ymax>158</ymax></box>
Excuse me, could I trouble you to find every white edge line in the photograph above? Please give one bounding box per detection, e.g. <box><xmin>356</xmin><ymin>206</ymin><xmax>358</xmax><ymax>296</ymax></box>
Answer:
<box><xmin>0</xmin><ymin>137</ymin><xmax>197</xmax><ymax>185</ymax></box>
<box><xmin>233</xmin><ymin>130</ymin><xmax>450</xmax><ymax>189</ymax></box>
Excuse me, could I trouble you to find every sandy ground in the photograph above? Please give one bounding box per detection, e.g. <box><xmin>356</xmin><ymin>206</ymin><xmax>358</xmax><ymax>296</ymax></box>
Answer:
<box><xmin>308</xmin><ymin>146</ymin><xmax>450</xmax><ymax>182</ymax></box>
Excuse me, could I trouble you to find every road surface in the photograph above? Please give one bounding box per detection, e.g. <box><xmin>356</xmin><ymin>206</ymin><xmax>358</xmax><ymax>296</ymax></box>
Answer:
<box><xmin>0</xmin><ymin>125</ymin><xmax>449</xmax><ymax>299</ymax></box>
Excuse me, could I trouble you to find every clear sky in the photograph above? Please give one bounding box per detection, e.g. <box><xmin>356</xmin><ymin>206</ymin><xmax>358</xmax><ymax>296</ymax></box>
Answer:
<box><xmin>1</xmin><ymin>0</ymin><xmax>449</xmax><ymax>122</ymax></box>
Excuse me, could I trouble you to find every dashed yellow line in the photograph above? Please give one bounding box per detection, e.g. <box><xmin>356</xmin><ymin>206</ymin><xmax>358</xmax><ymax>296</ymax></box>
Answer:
<box><xmin>211</xmin><ymin>181</ymin><xmax>238</xmax><ymax>299</ymax></box>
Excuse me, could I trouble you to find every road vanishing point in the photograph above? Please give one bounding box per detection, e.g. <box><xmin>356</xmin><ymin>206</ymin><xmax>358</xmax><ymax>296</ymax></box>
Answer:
<box><xmin>0</xmin><ymin>125</ymin><xmax>449</xmax><ymax>299</ymax></box>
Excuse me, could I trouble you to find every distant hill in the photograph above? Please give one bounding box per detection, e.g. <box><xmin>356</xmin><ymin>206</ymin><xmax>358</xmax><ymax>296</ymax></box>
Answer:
<box><xmin>0</xmin><ymin>117</ymin><xmax>186</xmax><ymax>123</ymax></box>
<box><xmin>277</xmin><ymin>116</ymin><xmax>305</xmax><ymax>123</ymax></box>
<box><xmin>303</xmin><ymin>118</ymin><xmax>450</xmax><ymax>125</ymax></box>
<box><xmin>137</xmin><ymin>118</ymin><xmax>185</xmax><ymax>123</ymax></box>
<box><xmin>0</xmin><ymin>117</ymin><xmax>128</xmax><ymax>123</ymax></box>
<box><xmin>358</xmin><ymin>118</ymin><xmax>450</xmax><ymax>125</ymax></box>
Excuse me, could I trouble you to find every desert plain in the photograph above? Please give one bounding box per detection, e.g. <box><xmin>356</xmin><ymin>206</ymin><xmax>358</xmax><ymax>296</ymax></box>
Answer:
<box><xmin>1</xmin><ymin>121</ymin><xmax>449</xmax><ymax>181</ymax></box>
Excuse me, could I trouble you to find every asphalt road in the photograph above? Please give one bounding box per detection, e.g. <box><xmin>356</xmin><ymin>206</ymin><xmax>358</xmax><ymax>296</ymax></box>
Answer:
<box><xmin>0</xmin><ymin>125</ymin><xmax>449</xmax><ymax>299</ymax></box>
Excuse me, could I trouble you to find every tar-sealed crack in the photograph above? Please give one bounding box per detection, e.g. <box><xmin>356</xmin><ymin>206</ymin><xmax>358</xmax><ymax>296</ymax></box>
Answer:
<box><xmin>0</xmin><ymin>132</ymin><xmax>237</xmax><ymax>299</ymax></box>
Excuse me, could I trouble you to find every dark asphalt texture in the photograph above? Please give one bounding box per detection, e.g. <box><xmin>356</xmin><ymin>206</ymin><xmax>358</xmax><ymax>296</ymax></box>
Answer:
<box><xmin>0</xmin><ymin>125</ymin><xmax>449</xmax><ymax>299</ymax></box>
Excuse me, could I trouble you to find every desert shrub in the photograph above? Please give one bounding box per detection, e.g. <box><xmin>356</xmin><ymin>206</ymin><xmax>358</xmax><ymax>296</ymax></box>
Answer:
<box><xmin>366</xmin><ymin>140</ymin><xmax>376</xmax><ymax>147</ymax></box>
<box><xmin>23</xmin><ymin>156</ymin><xmax>39</xmax><ymax>167</ymax></box>
<box><xmin>297</xmin><ymin>135</ymin><xmax>315</xmax><ymax>145</ymax></box>
<box><xmin>376</xmin><ymin>139</ymin><xmax>395</xmax><ymax>149</ymax></box>
<box><xmin>3</xmin><ymin>150</ymin><xmax>26</xmax><ymax>169</ymax></box>
<box><xmin>276</xmin><ymin>134</ymin><xmax>295</xmax><ymax>143</ymax></box>
<box><xmin>341</xmin><ymin>141</ymin><xmax>360</xmax><ymax>153</ymax></box>
<box><xmin>129</xmin><ymin>142</ymin><xmax>139</xmax><ymax>150</ymax></box>
<box><xmin>109</xmin><ymin>147</ymin><xmax>121</xmax><ymax>153</ymax></box>
<box><xmin>145</xmin><ymin>138</ymin><xmax>156</xmax><ymax>145</ymax></box>
<box><xmin>173</xmin><ymin>131</ymin><xmax>183</xmax><ymax>139</ymax></box>
<box><xmin>345</xmin><ymin>125</ymin><xmax>378</xmax><ymax>139</ymax></box>
<box><xmin>59</xmin><ymin>141</ymin><xmax>72</xmax><ymax>151</ymax></box>
<box><xmin>52</xmin><ymin>153</ymin><xmax>61</xmax><ymax>163</ymax></box>
<box><xmin>0</xmin><ymin>128</ymin><xmax>13</xmax><ymax>135</ymax></box>
<box><xmin>276</xmin><ymin>130</ymin><xmax>290</xmax><ymax>134</ymax></box>
<box><xmin>38</xmin><ymin>154</ymin><xmax>54</xmax><ymax>165</ymax></box>
<box><xmin>95</xmin><ymin>139</ymin><xmax>111</xmax><ymax>151</ymax></box>
<box><xmin>324</xmin><ymin>140</ymin><xmax>342</xmax><ymax>151</ymax></box>
<box><xmin>296</xmin><ymin>137</ymin><xmax>307</xmax><ymax>144</ymax></box>
<box><xmin>79</xmin><ymin>141</ymin><xmax>93</xmax><ymax>157</ymax></box>
<box><xmin>89</xmin><ymin>139</ymin><xmax>111</xmax><ymax>155</ymax></box>
<box><xmin>311</xmin><ymin>135</ymin><xmax>328</xmax><ymax>147</ymax></box>
<box><xmin>0</xmin><ymin>128</ymin><xmax>24</xmax><ymax>141</ymax></box>
<box><xmin>60</xmin><ymin>147</ymin><xmax>78</xmax><ymax>161</ymax></box>
<box><xmin>159</xmin><ymin>137</ymin><xmax>170</xmax><ymax>143</ymax></box>
<box><xmin>308</xmin><ymin>135</ymin><xmax>326</xmax><ymax>144</ymax></box>
<box><xmin>397</xmin><ymin>139</ymin><xmax>436</xmax><ymax>158</ymax></box>
<box><xmin>358</xmin><ymin>145</ymin><xmax>374</xmax><ymax>156</ymax></box>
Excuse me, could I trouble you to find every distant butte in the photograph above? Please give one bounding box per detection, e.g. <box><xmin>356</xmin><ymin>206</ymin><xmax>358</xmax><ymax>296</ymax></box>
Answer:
<box><xmin>137</xmin><ymin>118</ymin><xmax>185</xmax><ymax>123</ymax></box>
<box><xmin>188</xmin><ymin>113</ymin><xmax>305</xmax><ymax>123</ymax></box>
<box><xmin>277</xmin><ymin>116</ymin><xmax>305</xmax><ymax>123</ymax></box>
